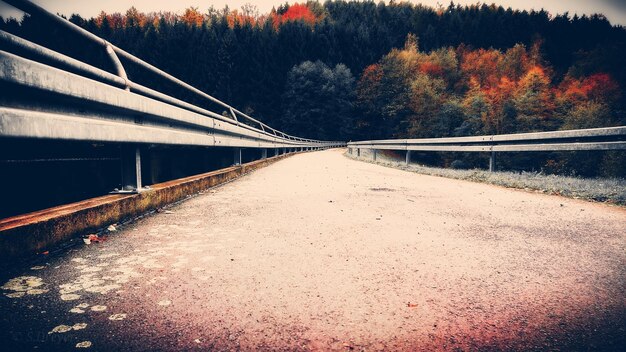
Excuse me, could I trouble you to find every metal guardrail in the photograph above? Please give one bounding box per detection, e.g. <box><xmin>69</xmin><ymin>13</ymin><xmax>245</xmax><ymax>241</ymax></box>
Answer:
<box><xmin>347</xmin><ymin>126</ymin><xmax>626</xmax><ymax>171</ymax></box>
<box><xmin>0</xmin><ymin>0</ymin><xmax>344</xmax><ymax>192</ymax></box>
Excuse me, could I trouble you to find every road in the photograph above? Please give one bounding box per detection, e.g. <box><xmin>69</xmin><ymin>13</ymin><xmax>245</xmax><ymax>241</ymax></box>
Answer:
<box><xmin>1</xmin><ymin>149</ymin><xmax>625</xmax><ymax>351</ymax></box>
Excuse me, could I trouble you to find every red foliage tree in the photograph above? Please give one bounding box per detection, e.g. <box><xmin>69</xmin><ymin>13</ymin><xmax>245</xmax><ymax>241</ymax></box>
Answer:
<box><xmin>272</xmin><ymin>3</ymin><xmax>318</xmax><ymax>28</ymax></box>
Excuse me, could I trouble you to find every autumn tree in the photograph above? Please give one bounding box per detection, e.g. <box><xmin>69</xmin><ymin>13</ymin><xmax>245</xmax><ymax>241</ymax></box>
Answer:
<box><xmin>513</xmin><ymin>66</ymin><xmax>557</xmax><ymax>131</ymax></box>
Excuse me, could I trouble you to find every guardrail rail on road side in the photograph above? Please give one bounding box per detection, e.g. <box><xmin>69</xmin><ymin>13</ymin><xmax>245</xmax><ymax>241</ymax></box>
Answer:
<box><xmin>0</xmin><ymin>0</ymin><xmax>344</xmax><ymax>193</ymax></box>
<box><xmin>347</xmin><ymin>126</ymin><xmax>626</xmax><ymax>171</ymax></box>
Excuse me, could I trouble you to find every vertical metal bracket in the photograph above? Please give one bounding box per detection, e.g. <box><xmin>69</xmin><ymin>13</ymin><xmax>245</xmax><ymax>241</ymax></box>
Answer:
<box><xmin>406</xmin><ymin>150</ymin><xmax>411</xmax><ymax>165</ymax></box>
<box><xmin>234</xmin><ymin>147</ymin><xmax>242</xmax><ymax>165</ymax></box>
<box><xmin>105</xmin><ymin>43</ymin><xmax>130</xmax><ymax>91</ymax></box>
<box><xmin>112</xmin><ymin>145</ymin><xmax>143</xmax><ymax>193</ymax></box>
<box><xmin>229</xmin><ymin>108</ymin><xmax>239</xmax><ymax>125</ymax></box>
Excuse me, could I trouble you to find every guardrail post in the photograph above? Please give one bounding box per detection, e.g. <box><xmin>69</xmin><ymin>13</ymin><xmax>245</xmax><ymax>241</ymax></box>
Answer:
<box><xmin>357</xmin><ymin>148</ymin><xmax>360</xmax><ymax>157</ymax></box>
<box><xmin>489</xmin><ymin>151</ymin><xmax>496</xmax><ymax>172</ymax></box>
<box><xmin>373</xmin><ymin>149</ymin><xmax>377</xmax><ymax>161</ymax></box>
<box><xmin>234</xmin><ymin>147</ymin><xmax>242</xmax><ymax>165</ymax></box>
<box><xmin>114</xmin><ymin>145</ymin><xmax>142</xmax><ymax>193</ymax></box>
<box><xmin>405</xmin><ymin>150</ymin><xmax>411</xmax><ymax>165</ymax></box>
<box><xmin>261</xmin><ymin>149</ymin><xmax>267</xmax><ymax>159</ymax></box>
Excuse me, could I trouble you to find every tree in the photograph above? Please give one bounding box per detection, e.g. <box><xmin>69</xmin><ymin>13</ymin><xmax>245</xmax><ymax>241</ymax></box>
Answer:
<box><xmin>281</xmin><ymin>61</ymin><xmax>355</xmax><ymax>140</ymax></box>
<box><xmin>406</xmin><ymin>73</ymin><xmax>447</xmax><ymax>137</ymax></box>
<box><xmin>513</xmin><ymin>66</ymin><xmax>557</xmax><ymax>131</ymax></box>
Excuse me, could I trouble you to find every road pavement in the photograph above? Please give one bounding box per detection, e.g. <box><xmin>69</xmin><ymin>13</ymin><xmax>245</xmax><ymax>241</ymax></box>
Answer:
<box><xmin>1</xmin><ymin>149</ymin><xmax>625</xmax><ymax>351</ymax></box>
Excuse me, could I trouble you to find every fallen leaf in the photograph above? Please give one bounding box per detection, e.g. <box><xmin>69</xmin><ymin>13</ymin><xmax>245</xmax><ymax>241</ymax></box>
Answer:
<box><xmin>49</xmin><ymin>325</ymin><xmax>72</xmax><ymax>334</ymax></box>
<box><xmin>407</xmin><ymin>302</ymin><xmax>418</xmax><ymax>308</ymax></box>
<box><xmin>2</xmin><ymin>276</ymin><xmax>44</xmax><ymax>291</ymax></box>
<box><xmin>76</xmin><ymin>341</ymin><xmax>92</xmax><ymax>348</ymax></box>
<box><xmin>87</xmin><ymin>234</ymin><xmax>107</xmax><ymax>243</ymax></box>
<box><xmin>72</xmin><ymin>323</ymin><xmax>87</xmax><ymax>330</ymax></box>
<box><xmin>60</xmin><ymin>294</ymin><xmax>81</xmax><ymax>301</ymax></box>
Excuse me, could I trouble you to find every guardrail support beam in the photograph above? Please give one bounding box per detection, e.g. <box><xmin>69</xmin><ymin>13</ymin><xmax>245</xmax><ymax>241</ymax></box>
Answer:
<box><xmin>113</xmin><ymin>145</ymin><xmax>143</xmax><ymax>193</ymax></box>
<box><xmin>489</xmin><ymin>151</ymin><xmax>496</xmax><ymax>172</ymax></box>
<box><xmin>261</xmin><ymin>149</ymin><xmax>267</xmax><ymax>159</ymax></box>
<box><xmin>405</xmin><ymin>150</ymin><xmax>411</xmax><ymax>165</ymax></box>
<box><xmin>373</xmin><ymin>149</ymin><xmax>377</xmax><ymax>161</ymax></box>
<box><xmin>234</xmin><ymin>147</ymin><xmax>242</xmax><ymax>165</ymax></box>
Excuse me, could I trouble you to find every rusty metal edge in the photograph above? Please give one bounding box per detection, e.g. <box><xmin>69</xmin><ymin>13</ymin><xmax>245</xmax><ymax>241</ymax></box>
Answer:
<box><xmin>0</xmin><ymin>152</ymin><xmax>297</xmax><ymax>261</ymax></box>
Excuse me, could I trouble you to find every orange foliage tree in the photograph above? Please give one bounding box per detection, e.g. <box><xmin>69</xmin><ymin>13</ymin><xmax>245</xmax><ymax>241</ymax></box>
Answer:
<box><xmin>182</xmin><ymin>7</ymin><xmax>204</xmax><ymax>27</ymax></box>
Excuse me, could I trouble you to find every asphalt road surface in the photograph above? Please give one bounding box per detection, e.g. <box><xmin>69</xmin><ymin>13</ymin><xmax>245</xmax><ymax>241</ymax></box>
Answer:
<box><xmin>1</xmin><ymin>149</ymin><xmax>625</xmax><ymax>351</ymax></box>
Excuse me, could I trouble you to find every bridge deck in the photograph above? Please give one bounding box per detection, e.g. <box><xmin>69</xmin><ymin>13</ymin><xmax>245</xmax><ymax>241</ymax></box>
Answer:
<box><xmin>1</xmin><ymin>149</ymin><xmax>624</xmax><ymax>351</ymax></box>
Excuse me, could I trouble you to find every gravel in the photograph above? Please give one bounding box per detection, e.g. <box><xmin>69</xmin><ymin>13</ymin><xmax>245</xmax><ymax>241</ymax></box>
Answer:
<box><xmin>346</xmin><ymin>149</ymin><xmax>626</xmax><ymax>205</ymax></box>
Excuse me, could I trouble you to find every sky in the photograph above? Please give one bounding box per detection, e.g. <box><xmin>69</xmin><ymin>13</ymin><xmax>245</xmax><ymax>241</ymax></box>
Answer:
<box><xmin>1</xmin><ymin>0</ymin><xmax>625</xmax><ymax>26</ymax></box>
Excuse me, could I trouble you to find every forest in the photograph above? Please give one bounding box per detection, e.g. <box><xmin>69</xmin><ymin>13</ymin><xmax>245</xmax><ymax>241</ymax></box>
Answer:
<box><xmin>1</xmin><ymin>1</ymin><xmax>625</xmax><ymax>176</ymax></box>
